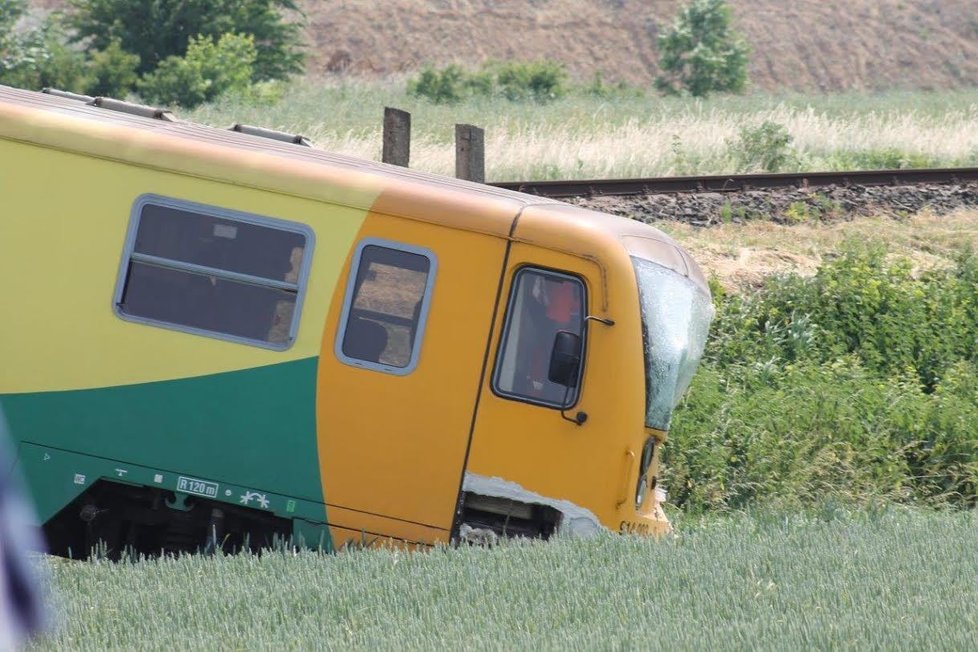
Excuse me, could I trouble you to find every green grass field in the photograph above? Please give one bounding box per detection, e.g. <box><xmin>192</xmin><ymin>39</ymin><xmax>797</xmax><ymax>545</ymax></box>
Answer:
<box><xmin>184</xmin><ymin>80</ymin><xmax>978</xmax><ymax>181</ymax></box>
<box><xmin>29</xmin><ymin>507</ymin><xmax>978</xmax><ymax>650</ymax></box>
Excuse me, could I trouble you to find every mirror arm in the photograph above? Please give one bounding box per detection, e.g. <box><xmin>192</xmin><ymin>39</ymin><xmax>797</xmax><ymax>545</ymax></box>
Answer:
<box><xmin>561</xmin><ymin>409</ymin><xmax>588</xmax><ymax>426</ymax></box>
<box><xmin>559</xmin><ymin>385</ymin><xmax>588</xmax><ymax>426</ymax></box>
<box><xmin>585</xmin><ymin>315</ymin><xmax>615</xmax><ymax>326</ymax></box>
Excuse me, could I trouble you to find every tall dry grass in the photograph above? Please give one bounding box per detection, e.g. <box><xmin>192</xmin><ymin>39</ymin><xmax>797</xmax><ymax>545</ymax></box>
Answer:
<box><xmin>186</xmin><ymin>80</ymin><xmax>978</xmax><ymax>180</ymax></box>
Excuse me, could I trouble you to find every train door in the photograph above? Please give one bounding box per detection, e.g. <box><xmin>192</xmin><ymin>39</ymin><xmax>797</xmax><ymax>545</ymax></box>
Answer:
<box><xmin>462</xmin><ymin>243</ymin><xmax>621</xmax><ymax>535</ymax></box>
<box><xmin>316</xmin><ymin>215</ymin><xmax>508</xmax><ymax>547</ymax></box>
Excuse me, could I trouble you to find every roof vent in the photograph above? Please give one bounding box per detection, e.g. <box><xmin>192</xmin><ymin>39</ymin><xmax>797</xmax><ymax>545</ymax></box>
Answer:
<box><xmin>230</xmin><ymin>123</ymin><xmax>312</xmax><ymax>147</ymax></box>
<box><xmin>42</xmin><ymin>88</ymin><xmax>95</xmax><ymax>103</ymax></box>
<box><xmin>87</xmin><ymin>97</ymin><xmax>177</xmax><ymax>121</ymax></box>
<box><xmin>42</xmin><ymin>89</ymin><xmax>176</xmax><ymax>121</ymax></box>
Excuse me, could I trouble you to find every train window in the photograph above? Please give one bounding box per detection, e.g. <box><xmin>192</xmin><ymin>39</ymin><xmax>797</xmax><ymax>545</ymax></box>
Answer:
<box><xmin>113</xmin><ymin>195</ymin><xmax>314</xmax><ymax>349</ymax></box>
<box><xmin>335</xmin><ymin>239</ymin><xmax>437</xmax><ymax>375</ymax></box>
<box><xmin>492</xmin><ymin>268</ymin><xmax>586</xmax><ymax>408</ymax></box>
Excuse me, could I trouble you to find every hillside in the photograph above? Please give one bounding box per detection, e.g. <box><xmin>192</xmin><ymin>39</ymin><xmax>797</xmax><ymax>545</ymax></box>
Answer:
<box><xmin>301</xmin><ymin>0</ymin><xmax>978</xmax><ymax>92</ymax></box>
<box><xmin>29</xmin><ymin>0</ymin><xmax>978</xmax><ymax>93</ymax></box>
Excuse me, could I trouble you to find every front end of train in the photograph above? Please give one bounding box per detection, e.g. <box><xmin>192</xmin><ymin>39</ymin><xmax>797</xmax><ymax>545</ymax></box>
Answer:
<box><xmin>457</xmin><ymin>205</ymin><xmax>714</xmax><ymax>540</ymax></box>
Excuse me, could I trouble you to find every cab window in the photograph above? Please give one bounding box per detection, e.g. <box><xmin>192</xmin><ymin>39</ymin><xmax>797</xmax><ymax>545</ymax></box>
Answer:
<box><xmin>335</xmin><ymin>239</ymin><xmax>436</xmax><ymax>375</ymax></box>
<box><xmin>492</xmin><ymin>268</ymin><xmax>586</xmax><ymax>408</ymax></box>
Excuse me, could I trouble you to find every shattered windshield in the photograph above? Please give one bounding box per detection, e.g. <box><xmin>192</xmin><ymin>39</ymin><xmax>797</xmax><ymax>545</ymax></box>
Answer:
<box><xmin>633</xmin><ymin>257</ymin><xmax>714</xmax><ymax>430</ymax></box>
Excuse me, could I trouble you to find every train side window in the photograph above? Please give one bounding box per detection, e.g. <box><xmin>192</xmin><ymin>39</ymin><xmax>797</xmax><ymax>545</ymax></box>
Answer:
<box><xmin>113</xmin><ymin>194</ymin><xmax>314</xmax><ymax>349</ymax></box>
<box><xmin>335</xmin><ymin>239</ymin><xmax>437</xmax><ymax>375</ymax></box>
<box><xmin>492</xmin><ymin>268</ymin><xmax>586</xmax><ymax>408</ymax></box>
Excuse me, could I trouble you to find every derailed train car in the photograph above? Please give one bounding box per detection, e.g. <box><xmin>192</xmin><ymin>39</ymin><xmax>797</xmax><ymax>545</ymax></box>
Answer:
<box><xmin>0</xmin><ymin>85</ymin><xmax>713</xmax><ymax>556</ymax></box>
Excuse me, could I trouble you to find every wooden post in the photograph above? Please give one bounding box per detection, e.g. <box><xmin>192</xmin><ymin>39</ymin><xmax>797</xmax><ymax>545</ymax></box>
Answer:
<box><xmin>455</xmin><ymin>124</ymin><xmax>485</xmax><ymax>183</ymax></box>
<box><xmin>382</xmin><ymin>107</ymin><xmax>411</xmax><ymax>167</ymax></box>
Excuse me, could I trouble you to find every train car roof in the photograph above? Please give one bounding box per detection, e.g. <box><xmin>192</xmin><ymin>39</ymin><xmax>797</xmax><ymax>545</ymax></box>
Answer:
<box><xmin>0</xmin><ymin>85</ymin><xmax>561</xmax><ymax>236</ymax></box>
<box><xmin>0</xmin><ymin>85</ymin><xmax>708</xmax><ymax>293</ymax></box>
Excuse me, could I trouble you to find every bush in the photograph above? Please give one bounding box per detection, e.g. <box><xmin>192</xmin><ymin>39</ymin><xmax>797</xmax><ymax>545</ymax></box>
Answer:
<box><xmin>668</xmin><ymin>358</ymin><xmax>978</xmax><ymax>512</ymax></box>
<box><xmin>729</xmin><ymin>121</ymin><xmax>795</xmax><ymax>172</ymax></box>
<box><xmin>407</xmin><ymin>60</ymin><xmax>568</xmax><ymax>104</ymax></box>
<box><xmin>138</xmin><ymin>33</ymin><xmax>257</xmax><ymax>108</ymax></box>
<box><xmin>490</xmin><ymin>60</ymin><xmax>567</xmax><ymax>102</ymax></box>
<box><xmin>666</xmin><ymin>241</ymin><xmax>978</xmax><ymax>513</ymax></box>
<box><xmin>655</xmin><ymin>0</ymin><xmax>749</xmax><ymax>97</ymax></box>
<box><xmin>407</xmin><ymin>65</ymin><xmax>470</xmax><ymax>104</ymax></box>
<box><xmin>68</xmin><ymin>0</ymin><xmax>304</xmax><ymax>81</ymax></box>
<box><xmin>709</xmin><ymin>243</ymin><xmax>978</xmax><ymax>389</ymax></box>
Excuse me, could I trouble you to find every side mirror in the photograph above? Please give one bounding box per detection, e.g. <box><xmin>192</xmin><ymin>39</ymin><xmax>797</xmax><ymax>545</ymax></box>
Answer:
<box><xmin>548</xmin><ymin>330</ymin><xmax>582</xmax><ymax>388</ymax></box>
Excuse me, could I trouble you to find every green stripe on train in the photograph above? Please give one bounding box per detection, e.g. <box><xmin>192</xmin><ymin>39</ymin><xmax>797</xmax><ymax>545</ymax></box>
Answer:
<box><xmin>1</xmin><ymin>358</ymin><xmax>325</xmax><ymax>523</ymax></box>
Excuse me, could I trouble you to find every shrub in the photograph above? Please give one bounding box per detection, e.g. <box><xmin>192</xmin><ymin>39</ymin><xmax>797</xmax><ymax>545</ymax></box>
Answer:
<box><xmin>729</xmin><ymin>120</ymin><xmax>795</xmax><ymax>172</ymax></box>
<box><xmin>407</xmin><ymin>60</ymin><xmax>568</xmax><ymax>104</ymax></box>
<box><xmin>138</xmin><ymin>33</ymin><xmax>257</xmax><ymax>108</ymax></box>
<box><xmin>667</xmin><ymin>357</ymin><xmax>978</xmax><ymax>512</ymax></box>
<box><xmin>407</xmin><ymin>65</ymin><xmax>470</xmax><ymax>104</ymax></box>
<box><xmin>655</xmin><ymin>0</ymin><xmax>749</xmax><ymax>97</ymax></box>
<box><xmin>490</xmin><ymin>60</ymin><xmax>567</xmax><ymax>102</ymax></box>
<box><xmin>68</xmin><ymin>0</ymin><xmax>304</xmax><ymax>81</ymax></box>
<box><xmin>666</xmin><ymin>242</ymin><xmax>978</xmax><ymax>513</ymax></box>
<box><xmin>708</xmin><ymin>242</ymin><xmax>978</xmax><ymax>388</ymax></box>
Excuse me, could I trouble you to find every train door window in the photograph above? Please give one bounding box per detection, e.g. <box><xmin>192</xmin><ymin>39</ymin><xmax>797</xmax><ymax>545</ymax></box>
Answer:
<box><xmin>492</xmin><ymin>268</ymin><xmax>586</xmax><ymax>408</ymax></box>
<box><xmin>113</xmin><ymin>194</ymin><xmax>314</xmax><ymax>349</ymax></box>
<box><xmin>335</xmin><ymin>239</ymin><xmax>437</xmax><ymax>375</ymax></box>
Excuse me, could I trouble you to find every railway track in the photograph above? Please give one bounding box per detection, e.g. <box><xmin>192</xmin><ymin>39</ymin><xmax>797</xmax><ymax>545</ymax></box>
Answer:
<box><xmin>491</xmin><ymin>168</ymin><xmax>978</xmax><ymax>198</ymax></box>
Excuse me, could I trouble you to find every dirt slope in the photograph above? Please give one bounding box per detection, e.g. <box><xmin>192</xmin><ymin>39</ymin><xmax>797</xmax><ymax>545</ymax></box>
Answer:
<box><xmin>301</xmin><ymin>0</ymin><xmax>978</xmax><ymax>92</ymax></box>
<box><xmin>29</xmin><ymin>0</ymin><xmax>978</xmax><ymax>92</ymax></box>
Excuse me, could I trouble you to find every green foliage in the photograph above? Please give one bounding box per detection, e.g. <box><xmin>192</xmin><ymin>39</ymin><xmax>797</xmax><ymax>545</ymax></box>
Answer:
<box><xmin>0</xmin><ymin>4</ymin><xmax>90</xmax><ymax>92</ymax></box>
<box><xmin>67</xmin><ymin>0</ymin><xmax>304</xmax><ymax>81</ymax></box>
<box><xmin>407</xmin><ymin>61</ymin><xmax>568</xmax><ymax>104</ymax></box>
<box><xmin>729</xmin><ymin>120</ymin><xmax>795</xmax><ymax>172</ymax></box>
<box><xmin>668</xmin><ymin>359</ymin><xmax>978</xmax><ymax>511</ymax></box>
<box><xmin>667</xmin><ymin>242</ymin><xmax>978</xmax><ymax>513</ymax></box>
<box><xmin>84</xmin><ymin>39</ymin><xmax>140</xmax><ymax>97</ymax></box>
<box><xmin>138</xmin><ymin>33</ymin><xmax>257</xmax><ymax>108</ymax></box>
<box><xmin>655</xmin><ymin>0</ymin><xmax>749</xmax><ymax>97</ymax></box>
<box><xmin>407</xmin><ymin>64</ymin><xmax>471</xmax><ymax>104</ymax></box>
<box><xmin>490</xmin><ymin>60</ymin><xmax>568</xmax><ymax>102</ymax></box>
<box><xmin>0</xmin><ymin>0</ymin><xmax>26</xmax><ymax>37</ymax></box>
<box><xmin>708</xmin><ymin>243</ymin><xmax>978</xmax><ymax>387</ymax></box>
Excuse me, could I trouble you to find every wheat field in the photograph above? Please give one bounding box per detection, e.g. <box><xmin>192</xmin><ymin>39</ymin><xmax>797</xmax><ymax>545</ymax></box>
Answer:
<box><xmin>29</xmin><ymin>507</ymin><xmax>978</xmax><ymax>650</ymax></box>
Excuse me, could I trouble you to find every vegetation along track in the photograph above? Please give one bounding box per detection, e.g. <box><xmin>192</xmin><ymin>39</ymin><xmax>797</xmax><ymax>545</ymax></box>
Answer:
<box><xmin>493</xmin><ymin>168</ymin><xmax>978</xmax><ymax>225</ymax></box>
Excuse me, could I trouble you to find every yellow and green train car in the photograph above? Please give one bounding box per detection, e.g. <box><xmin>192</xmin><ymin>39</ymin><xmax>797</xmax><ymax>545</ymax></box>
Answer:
<box><xmin>0</xmin><ymin>85</ymin><xmax>713</xmax><ymax>556</ymax></box>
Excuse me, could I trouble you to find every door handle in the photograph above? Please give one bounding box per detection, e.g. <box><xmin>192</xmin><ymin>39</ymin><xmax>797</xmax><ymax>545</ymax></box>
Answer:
<box><xmin>616</xmin><ymin>449</ymin><xmax>635</xmax><ymax>508</ymax></box>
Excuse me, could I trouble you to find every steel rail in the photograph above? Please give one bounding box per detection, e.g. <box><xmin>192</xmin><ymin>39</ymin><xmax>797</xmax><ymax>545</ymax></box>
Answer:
<box><xmin>490</xmin><ymin>167</ymin><xmax>978</xmax><ymax>198</ymax></box>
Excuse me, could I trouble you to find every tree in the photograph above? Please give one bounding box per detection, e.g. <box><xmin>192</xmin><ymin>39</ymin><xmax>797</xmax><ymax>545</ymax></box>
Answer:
<box><xmin>0</xmin><ymin>2</ymin><xmax>91</xmax><ymax>92</ymax></box>
<box><xmin>85</xmin><ymin>39</ymin><xmax>140</xmax><ymax>97</ymax></box>
<box><xmin>655</xmin><ymin>0</ymin><xmax>749</xmax><ymax>97</ymax></box>
<box><xmin>138</xmin><ymin>33</ymin><xmax>257</xmax><ymax>108</ymax></box>
<box><xmin>68</xmin><ymin>0</ymin><xmax>304</xmax><ymax>81</ymax></box>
